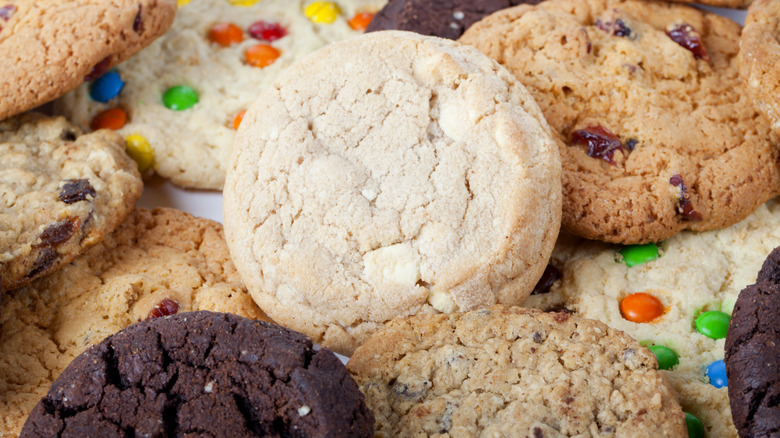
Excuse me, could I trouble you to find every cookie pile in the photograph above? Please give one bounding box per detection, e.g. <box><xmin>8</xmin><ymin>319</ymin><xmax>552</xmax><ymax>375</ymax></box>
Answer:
<box><xmin>1</xmin><ymin>0</ymin><xmax>778</xmax><ymax>437</ymax></box>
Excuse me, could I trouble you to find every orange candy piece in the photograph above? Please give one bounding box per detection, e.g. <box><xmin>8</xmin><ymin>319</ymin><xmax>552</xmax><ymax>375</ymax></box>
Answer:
<box><xmin>233</xmin><ymin>110</ymin><xmax>247</xmax><ymax>130</ymax></box>
<box><xmin>209</xmin><ymin>22</ymin><xmax>243</xmax><ymax>47</ymax></box>
<box><xmin>620</xmin><ymin>292</ymin><xmax>664</xmax><ymax>323</ymax></box>
<box><xmin>245</xmin><ymin>44</ymin><xmax>281</xmax><ymax>67</ymax></box>
<box><xmin>90</xmin><ymin>108</ymin><xmax>127</xmax><ymax>131</ymax></box>
<box><xmin>348</xmin><ymin>12</ymin><xmax>374</xmax><ymax>31</ymax></box>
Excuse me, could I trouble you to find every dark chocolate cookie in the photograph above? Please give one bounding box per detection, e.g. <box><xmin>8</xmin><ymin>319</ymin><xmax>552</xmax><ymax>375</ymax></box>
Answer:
<box><xmin>725</xmin><ymin>247</ymin><xmax>780</xmax><ymax>438</ymax></box>
<box><xmin>20</xmin><ymin>311</ymin><xmax>373</xmax><ymax>438</ymax></box>
<box><xmin>365</xmin><ymin>0</ymin><xmax>542</xmax><ymax>40</ymax></box>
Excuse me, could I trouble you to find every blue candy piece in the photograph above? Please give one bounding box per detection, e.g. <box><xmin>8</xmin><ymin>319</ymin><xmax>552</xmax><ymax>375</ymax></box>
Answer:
<box><xmin>89</xmin><ymin>71</ymin><xmax>124</xmax><ymax>103</ymax></box>
<box><xmin>706</xmin><ymin>359</ymin><xmax>728</xmax><ymax>388</ymax></box>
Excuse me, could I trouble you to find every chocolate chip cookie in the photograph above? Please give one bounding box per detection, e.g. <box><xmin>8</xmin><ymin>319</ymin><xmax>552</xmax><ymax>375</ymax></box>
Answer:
<box><xmin>0</xmin><ymin>113</ymin><xmax>142</xmax><ymax>293</ymax></box>
<box><xmin>21</xmin><ymin>311</ymin><xmax>372</xmax><ymax>437</ymax></box>
<box><xmin>725</xmin><ymin>246</ymin><xmax>780</xmax><ymax>438</ymax></box>
<box><xmin>0</xmin><ymin>0</ymin><xmax>177</xmax><ymax>120</ymax></box>
<box><xmin>461</xmin><ymin>0</ymin><xmax>780</xmax><ymax>244</ymax></box>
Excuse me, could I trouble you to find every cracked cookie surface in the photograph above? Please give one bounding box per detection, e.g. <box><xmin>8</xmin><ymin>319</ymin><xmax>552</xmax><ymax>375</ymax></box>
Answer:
<box><xmin>56</xmin><ymin>0</ymin><xmax>386</xmax><ymax>190</ymax></box>
<box><xmin>725</xmin><ymin>246</ymin><xmax>780</xmax><ymax>438</ymax></box>
<box><xmin>0</xmin><ymin>207</ymin><xmax>268</xmax><ymax>437</ymax></box>
<box><xmin>740</xmin><ymin>0</ymin><xmax>780</xmax><ymax>134</ymax></box>
<box><xmin>0</xmin><ymin>113</ymin><xmax>142</xmax><ymax>293</ymax></box>
<box><xmin>223</xmin><ymin>31</ymin><xmax>562</xmax><ymax>356</ymax></box>
<box><xmin>365</xmin><ymin>0</ymin><xmax>542</xmax><ymax>40</ymax></box>
<box><xmin>0</xmin><ymin>0</ymin><xmax>176</xmax><ymax>120</ymax></box>
<box><xmin>525</xmin><ymin>198</ymin><xmax>780</xmax><ymax>437</ymax></box>
<box><xmin>21</xmin><ymin>311</ymin><xmax>372</xmax><ymax>438</ymax></box>
<box><xmin>460</xmin><ymin>0</ymin><xmax>780</xmax><ymax>244</ymax></box>
<box><xmin>347</xmin><ymin>306</ymin><xmax>686</xmax><ymax>437</ymax></box>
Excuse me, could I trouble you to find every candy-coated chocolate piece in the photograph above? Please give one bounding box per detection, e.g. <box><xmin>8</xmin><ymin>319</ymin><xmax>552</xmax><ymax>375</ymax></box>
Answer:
<box><xmin>305</xmin><ymin>1</ymin><xmax>340</xmax><ymax>24</ymax></box>
<box><xmin>706</xmin><ymin>359</ymin><xmax>727</xmax><ymax>388</ymax></box>
<box><xmin>90</xmin><ymin>108</ymin><xmax>128</xmax><ymax>131</ymax></box>
<box><xmin>349</xmin><ymin>12</ymin><xmax>374</xmax><ymax>31</ymax></box>
<box><xmin>209</xmin><ymin>22</ymin><xmax>243</xmax><ymax>46</ymax></box>
<box><xmin>620</xmin><ymin>292</ymin><xmax>664</xmax><ymax>323</ymax></box>
<box><xmin>695</xmin><ymin>310</ymin><xmax>730</xmax><ymax>340</ymax></box>
<box><xmin>162</xmin><ymin>85</ymin><xmax>199</xmax><ymax>111</ymax></box>
<box><xmin>227</xmin><ymin>0</ymin><xmax>260</xmax><ymax>5</ymax></box>
<box><xmin>248</xmin><ymin>20</ymin><xmax>287</xmax><ymax>42</ymax></box>
<box><xmin>620</xmin><ymin>243</ymin><xmax>659</xmax><ymax>267</ymax></box>
<box><xmin>89</xmin><ymin>71</ymin><xmax>124</xmax><ymax>103</ymax></box>
<box><xmin>233</xmin><ymin>110</ymin><xmax>247</xmax><ymax>130</ymax></box>
<box><xmin>245</xmin><ymin>44</ymin><xmax>280</xmax><ymax>68</ymax></box>
<box><xmin>177</xmin><ymin>0</ymin><xmax>190</xmax><ymax>6</ymax></box>
<box><xmin>125</xmin><ymin>134</ymin><xmax>155</xmax><ymax>173</ymax></box>
<box><xmin>685</xmin><ymin>413</ymin><xmax>705</xmax><ymax>438</ymax></box>
<box><xmin>648</xmin><ymin>345</ymin><xmax>679</xmax><ymax>370</ymax></box>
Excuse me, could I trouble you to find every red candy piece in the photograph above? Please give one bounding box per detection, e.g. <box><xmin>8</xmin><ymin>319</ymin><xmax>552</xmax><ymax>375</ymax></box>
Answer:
<box><xmin>248</xmin><ymin>20</ymin><xmax>287</xmax><ymax>42</ymax></box>
<box><xmin>209</xmin><ymin>22</ymin><xmax>243</xmax><ymax>46</ymax></box>
<box><xmin>666</xmin><ymin>23</ymin><xmax>709</xmax><ymax>61</ymax></box>
<box><xmin>620</xmin><ymin>292</ymin><xmax>664</xmax><ymax>323</ymax></box>
<box><xmin>670</xmin><ymin>174</ymin><xmax>703</xmax><ymax>221</ymax></box>
<box><xmin>245</xmin><ymin>44</ymin><xmax>280</xmax><ymax>68</ymax></box>
<box><xmin>233</xmin><ymin>109</ymin><xmax>247</xmax><ymax>130</ymax></box>
<box><xmin>90</xmin><ymin>108</ymin><xmax>128</xmax><ymax>131</ymax></box>
<box><xmin>571</xmin><ymin>125</ymin><xmax>625</xmax><ymax>164</ymax></box>
<box><xmin>146</xmin><ymin>298</ymin><xmax>179</xmax><ymax>320</ymax></box>
<box><xmin>348</xmin><ymin>12</ymin><xmax>374</xmax><ymax>31</ymax></box>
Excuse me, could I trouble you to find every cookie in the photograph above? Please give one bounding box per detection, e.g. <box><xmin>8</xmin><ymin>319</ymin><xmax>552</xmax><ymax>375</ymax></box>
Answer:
<box><xmin>0</xmin><ymin>113</ymin><xmax>142</xmax><ymax>293</ymax></box>
<box><xmin>725</xmin><ymin>247</ymin><xmax>780</xmax><ymax>438</ymax></box>
<box><xmin>0</xmin><ymin>207</ymin><xmax>269</xmax><ymax>436</ymax></box>
<box><xmin>55</xmin><ymin>0</ymin><xmax>386</xmax><ymax>190</ymax></box>
<box><xmin>524</xmin><ymin>198</ymin><xmax>780</xmax><ymax>437</ymax></box>
<box><xmin>21</xmin><ymin>311</ymin><xmax>372</xmax><ymax>437</ymax></box>
<box><xmin>739</xmin><ymin>0</ymin><xmax>780</xmax><ymax>134</ymax></box>
<box><xmin>666</xmin><ymin>0</ymin><xmax>752</xmax><ymax>7</ymax></box>
<box><xmin>347</xmin><ymin>306</ymin><xmax>686</xmax><ymax>437</ymax></box>
<box><xmin>0</xmin><ymin>0</ymin><xmax>176</xmax><ymax>120</ymax></box>
<box><xmin>365</xmin><ymin>0</ymin><xmax>542</xmax><ymax>40</ymax></box>
<box><xmin>460</xmin><ymin>0</ymin><xmax>780</xmax><ymax>244</ymax></box>
<box><xmin>224</xmin><ymin>31</ymin><xmax>562</xmax><ymax>355</ymax></box>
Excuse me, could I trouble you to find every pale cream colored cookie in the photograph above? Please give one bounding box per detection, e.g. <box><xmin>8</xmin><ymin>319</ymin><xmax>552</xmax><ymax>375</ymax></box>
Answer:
<box><xmin>348</xmin><ymin>306</ymin><xmax>687</xmax><ymax>437</ymax></box>
<box><xmin>740</xmin><ymin>0</ymin><xmax>780</xmax><ymax>134</ymax></box>
<box><xmin>224</xmin><ymin>31</ymin><xmax>562</xmax><ymax>355</ymax></box>
<box><xmin>526</xmin><ymin>198</ymin><xmax>780</xmax><ymax>438</ymax></box>
<box><xmin>460</xmin><ymin>0</ymin><xmax>780</xmax><ymax>244</ymax></box>
<box><xmin>0</xmin><ymin>0</ymin><xmax>177</xmax><ymax>120</ymax></box>
<box><xmin>0</xmin><ymin>113</ymin><xmax>142</xmax><ymax>293</ymax></box>
<box><xmin>56</xmin><ymin>0</ymin><xmax>386</xmax><ymax>190</ymax></box>
<box><xmin>0</xmin><ymin>207</ymin><xmax>269</xmax><ymax>437</ymax></box>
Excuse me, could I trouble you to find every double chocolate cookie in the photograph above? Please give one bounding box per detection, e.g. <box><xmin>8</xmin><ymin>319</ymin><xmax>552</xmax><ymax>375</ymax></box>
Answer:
<box><xmin>366</xmin><ymin>0</ymin><xmax>542</xmax><ymax>39</ymax></box>
<box><xmin>21</xmin><ymin>311</ymin><xmax>373</xmax><ymax>437</ymax></box>
<box><xmin>725</xmin><ymin>247</ymin><xmax>780</xmax><ymax>437</ymax></box>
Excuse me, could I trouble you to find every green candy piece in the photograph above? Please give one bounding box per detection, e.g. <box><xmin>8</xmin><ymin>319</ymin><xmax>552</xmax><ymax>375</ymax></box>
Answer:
<box><xmin>695</xmin><ymin>311</ymin><xmax>730</xmax><ymax>340</ymax></box>
<box><xmin>163</xmin><ymin>85</ymin><xmax>199</xmax><ymax>111</ymax></box>
<box><xmin>647</xmin><ymin>345</ymin><xmax>679</xmax><ymax>370</ymax></box>
<box><xmin>685</xmin><ymin>412</ymin><xmax>705</xmax><ymax>438</ymax></box>
<box><xmin>620</xmin><ymin>243</ymin><xmax>659</xmax><ymax>267</ymax></box>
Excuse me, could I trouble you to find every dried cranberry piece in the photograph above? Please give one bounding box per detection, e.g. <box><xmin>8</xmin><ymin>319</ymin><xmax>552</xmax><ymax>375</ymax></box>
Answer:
<box><xmin>596</xmin><ymin>18</ymin><xmax>631</xmax><ymax>37</ymax></box>
<box><xmin>670</xmin><ymin>174</ymin><xmax>703</xmax><ymax>221</ymax></box>
<box><xmin>0</xmin><ymin>4</ymin><xmax>16</xmax><ymax>21</ymax></box>
<box><xmin>26</xmin><ymin>248</ymin><xmax>57</xmax><ymax>279</ymax></box>
<box><xmin>59</xmin><ymin>179</ymin><xmax>96</xmax><ymax>204</ymax></box>
<box><xmin>146</xmin><ymin>298</ymin><xmax>180</xmax><ymax>320</ymax></box>
<box><xmin>84</xmin><ymin>57</ymin><xmax>111</xmax><ymax>82</ymax></box>
<box><xmin>37</xmin><ymin>219</ymin><xmax>78</xmax><ymax>248</ymax></box>
<box><xmin>531</xmin><ymin>264</ymin><xmax>562</xmax><ymax>295</ymax></box>
<box><xmin>571</xmin><ymin>125</ymin><xmax>624</xmax><ymax>164</ymax></box>
<box><xmin>666</xmin><ymin>23</ymin><xmax>709</xmax><ymax>61</ymax></box>
<box><xmin>248</xmin><ymin>21</ymin><xmax>287</xmax><ymax>42</ymax></box>
<box><xmin>133</xmin><ymin>4</ymin><xmax>143</xmax><ymax>34</ymax></box>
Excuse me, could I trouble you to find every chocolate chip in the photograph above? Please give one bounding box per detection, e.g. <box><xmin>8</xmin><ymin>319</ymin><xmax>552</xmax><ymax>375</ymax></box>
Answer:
<box><xmin>133</xmin><ymin>4</ymin><xmax>143</xmax><ymax>34</ymax></box>
<box><xmin>531</xmin><ymin>264</ymin><xmax>561</xmax><ymax>295</ymax></box>
<box><xmin>58</xmin><ymin>179</ymin><xmax>96</xmax><ymax>204</ymax></box>
<box><xmin>532</xmin><ymin>332</ymin><xmax>544</xmax><ymax>344</ymax></box>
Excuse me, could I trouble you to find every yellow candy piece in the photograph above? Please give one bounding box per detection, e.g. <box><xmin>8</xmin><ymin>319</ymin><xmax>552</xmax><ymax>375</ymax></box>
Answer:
<box><xmin>125</xmin><ymin>134</ymin><xmax>155</xmax><ymax>173</ymax></box>
<box><xmin>226</xmin><ymin>0</ymin><xmax>260</xmax><ymax>6</ymax></box>
<box><xmin>177</xmin><ymin>0</ymin><xmax>190</xmax><ymax>6</ymax></box>
<box><xmin>305</xmin><ymin>1</ymin><xmax>340</xmax><ymax>24</ymax></box>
